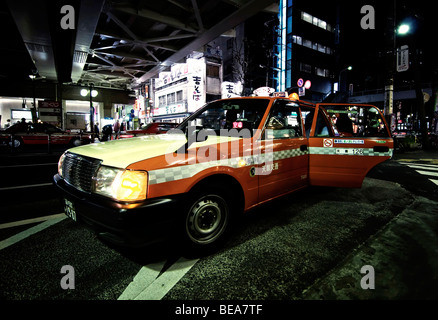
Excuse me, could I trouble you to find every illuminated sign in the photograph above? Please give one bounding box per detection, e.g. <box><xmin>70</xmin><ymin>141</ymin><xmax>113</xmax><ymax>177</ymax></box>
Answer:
<box><xmin>153</xmin><ymin>104</ymin><xmax>186</xmax><ymax>116</ymax></box>
<box><xmin>221</xmin><ymin>81</ymin><xmax>242</xmax><ymax>98</ymax></box>
<box><xmin>253</xmin><ymin>87</ymin><xmax>275</xmax><ymax>96</ymax></box>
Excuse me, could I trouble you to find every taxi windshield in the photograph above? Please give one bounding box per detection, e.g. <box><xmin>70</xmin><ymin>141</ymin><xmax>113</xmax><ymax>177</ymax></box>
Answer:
<box><xmin>177</xmin><ymin>98</ymin><xmax>270</xmax><ymax>135</ymax></box>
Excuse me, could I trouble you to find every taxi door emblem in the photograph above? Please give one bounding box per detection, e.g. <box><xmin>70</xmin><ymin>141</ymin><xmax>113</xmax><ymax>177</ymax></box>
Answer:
<box><xmin>323</xmin><ymin>139</ymin><xmax>333</xmax><ymax>148</ymax></box>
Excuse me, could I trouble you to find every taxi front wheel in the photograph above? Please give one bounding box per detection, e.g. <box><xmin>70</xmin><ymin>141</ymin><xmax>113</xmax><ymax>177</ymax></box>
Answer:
<box><xmin>183</xmin><ymin>189</ymin><xmax>231</xmax><ymax>252</ymax></box>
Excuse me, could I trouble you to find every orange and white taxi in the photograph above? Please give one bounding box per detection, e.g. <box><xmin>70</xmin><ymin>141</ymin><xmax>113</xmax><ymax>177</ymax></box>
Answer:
<box><xmin>54</xmin><ymin>93</ymin><xmax>393</xmax><ymax>251</ymax></box>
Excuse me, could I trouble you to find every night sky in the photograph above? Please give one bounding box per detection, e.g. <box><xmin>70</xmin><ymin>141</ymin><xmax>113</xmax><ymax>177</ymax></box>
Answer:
<box><xmin>335</xmin><ymin>0</ymin><xmax>436</xmax><ymax>92</ymax></box>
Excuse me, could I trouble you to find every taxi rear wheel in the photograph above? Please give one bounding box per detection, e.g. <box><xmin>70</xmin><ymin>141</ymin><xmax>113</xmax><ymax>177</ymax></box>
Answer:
<box><xmin>183</xmin><ymin>189</ymin><xmax>231</xmax><ymax>252</ymax></box>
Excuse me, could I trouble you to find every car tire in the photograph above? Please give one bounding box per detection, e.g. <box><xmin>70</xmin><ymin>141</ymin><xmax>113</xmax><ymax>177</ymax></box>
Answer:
<box><xmin>182</xmin><ymin>187</ymin><xmax>232</xmax><ymax>254</ymax></box>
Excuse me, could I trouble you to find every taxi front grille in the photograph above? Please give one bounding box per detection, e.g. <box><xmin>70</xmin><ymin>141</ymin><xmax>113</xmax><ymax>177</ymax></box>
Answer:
<box><xmin>62</xmin><ymin>152</ymin><xmax>101</xmax><ymax>193</ymax></box>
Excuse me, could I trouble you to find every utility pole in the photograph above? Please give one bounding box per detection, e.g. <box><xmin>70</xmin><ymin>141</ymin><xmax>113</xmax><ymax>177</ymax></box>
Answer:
<box><xmin>383</xmin><ymin>0</ymin><xmax>396</xmax><ymax>125</ymax></box>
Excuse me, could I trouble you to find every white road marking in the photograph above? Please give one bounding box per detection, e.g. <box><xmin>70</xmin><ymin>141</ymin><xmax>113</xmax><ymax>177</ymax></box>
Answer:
<box><xmin>118</xmin><ymin>257</ymin><xmax>199</xmax><ymax>300</ymax></box>
<box><xmin>0</xmin><ymin>213</ymin><xmax>66</xmax><ymax>230</ymax></box>
<box><xmin>0</xmin><ymin>215</ymin><xmax>66</xmax><ymax>251</ymax></box>
<box><xmin>415</xmin><ymin>170</ymin><xmax>438</xmax><ymax>177</ymax></box>
<box><xmin>399</xmin><ymin>162</ymin><xmax>438</xmax><ymax>186</ymax></box>
<box><xmin>400</xmin><ymin>162</ymin><xmax>438</xmax><ymax>170</ymax></box>
<box><xmin>0</xmin><ymin>182</ymin><xmax>53</xmax><ymax>191</ymax></box>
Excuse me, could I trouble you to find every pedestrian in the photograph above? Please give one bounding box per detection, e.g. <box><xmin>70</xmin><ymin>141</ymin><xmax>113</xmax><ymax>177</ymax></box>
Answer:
<box><xmin>101</xmin><ymin>124</ymin><xmax>112</xmax><ymax>141</ymax></box>
<box><xmin>114</xmin><ymin>119</ymin><xmax>120</xmax><ymax>139</ymax></box>
<box><xmin>94</xmin><ymin>122</ymin><xmax>100</xmax><ymax>141</ymax></box>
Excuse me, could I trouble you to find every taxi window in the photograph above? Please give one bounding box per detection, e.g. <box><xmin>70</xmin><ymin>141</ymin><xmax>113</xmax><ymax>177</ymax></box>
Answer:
<box><xmin>314</xmin><ymin>109</ymin><xmax>333</xmax><ymax>137</ymax></box>
<box><xmin>302</xmin><ymin>107</ymin><xmax>334</xmax><ymax>137</ymax></box>
<box><xmin>178</xmin><ymin>99</ymin><xmax>269</xmax><ymax>136</ymax></box>
<box><xmin>264</xmin><ymin>100</ymin><xmax>303</xmax><ymax>139</ymax></box>
<box><xmin>323</xmin><ymin>105</ymin><xmax>390</xmax><ymax>137</ymax></box>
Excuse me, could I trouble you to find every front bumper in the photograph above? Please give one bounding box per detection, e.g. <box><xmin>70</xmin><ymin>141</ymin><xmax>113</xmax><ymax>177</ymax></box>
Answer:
<box><xmin>53</xmin><ymin>174</ymin><xmax>183</xmax><ymax>247</ymax></box>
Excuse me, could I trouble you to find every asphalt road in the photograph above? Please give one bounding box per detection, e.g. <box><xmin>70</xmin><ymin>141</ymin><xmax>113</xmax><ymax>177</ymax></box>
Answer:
<box><xmin>0</xmin><ymin>146</ymin><xmax>437</xmax><ymax>314</ymax></box>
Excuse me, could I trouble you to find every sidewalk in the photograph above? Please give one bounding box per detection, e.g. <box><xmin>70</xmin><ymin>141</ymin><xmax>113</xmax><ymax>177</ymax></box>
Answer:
<box><xmin>303</xmin><ymin>149</ymin><xmax>438</xmax><ymax>300</ymax></box>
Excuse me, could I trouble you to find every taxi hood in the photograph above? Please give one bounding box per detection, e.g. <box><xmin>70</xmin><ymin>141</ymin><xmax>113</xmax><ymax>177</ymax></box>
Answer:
<box><xmin>67</xmin><ymin>133</ymin><xmax>240</xmax><ymax>168</ymax></box>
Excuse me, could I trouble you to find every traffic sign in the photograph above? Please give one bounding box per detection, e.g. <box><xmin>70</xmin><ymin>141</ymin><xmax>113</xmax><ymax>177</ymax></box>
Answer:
<box><xmin>397</xmin><ymin>45</ymin><xmax>409</xmax><ymax>72</ymax></box>
<box><xmin>304</xmin><ymin>80</ymin><xmax>311</xmax><ymax>89</ymax></box>
<box><xmin>297</xmin><ymin>78</ymin><xmax>304</xmax><ymax>87</ymax></box>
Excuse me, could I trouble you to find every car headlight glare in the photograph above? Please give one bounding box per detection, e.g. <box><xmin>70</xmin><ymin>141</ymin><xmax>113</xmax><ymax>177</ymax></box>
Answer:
<box><xmin>58</xmin><ymin>152</ymin><xmax>66</xmax><ymax>177</ymax></box>
<box><xmin>93</xmin><ymin>166</ymin><xmax>147</xmax><ymax>202</ymax></box>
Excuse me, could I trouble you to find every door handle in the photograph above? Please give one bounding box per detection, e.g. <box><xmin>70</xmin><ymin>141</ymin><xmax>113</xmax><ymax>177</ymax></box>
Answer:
<box><xmin>300</xmin><ymin>144</ymin><xmax>308</xmax><ymax>152</ymax></box>
<box><xmin>373</xmin><ymin>146</ymin><xmax>389</xmax><ymax>153</ymax></box>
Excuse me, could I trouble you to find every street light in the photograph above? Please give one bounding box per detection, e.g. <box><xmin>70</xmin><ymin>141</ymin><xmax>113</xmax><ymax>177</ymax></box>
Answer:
<box><xmin>80</xmin><ymin>88</ymin><xmax>98</xmax><ymax>97</ymax></box>
<box><xmin>397</xmin><ymin>24</ymin><xmax>410</xmax><ymax>35</ymax></box>
<box><xmin>80</xmin><ymin>85</ymin><xmax>98</xmax><ymax>138</ymax></box>
<box><xmin>338</xmin><ymin>66</ymin><xmax>352</xmax><ymax>92</ymax></box>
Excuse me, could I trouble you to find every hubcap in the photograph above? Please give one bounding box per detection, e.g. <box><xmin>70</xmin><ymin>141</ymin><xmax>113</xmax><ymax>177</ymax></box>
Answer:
<box><xmin>186</xmin><ymin>195</ymin><xmax>228</xmax><ymax>245</ymax></box>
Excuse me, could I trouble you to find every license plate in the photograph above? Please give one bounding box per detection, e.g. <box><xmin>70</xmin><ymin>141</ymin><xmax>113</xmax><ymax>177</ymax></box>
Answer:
<box><xmin>64</xmin><ymin>198</ymin><xmax>77</xmax><ymax>221</ymax></box>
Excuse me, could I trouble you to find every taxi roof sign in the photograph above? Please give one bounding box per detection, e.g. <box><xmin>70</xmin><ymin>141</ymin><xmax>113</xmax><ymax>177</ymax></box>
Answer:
<box><xmin>253</xmin><ymin>87</ymin><xmax>275</xmax><ymax>96</ymax></box>
<box><xmin>272</xmin><ymin>91</ymin><xmax>288</xmax><ymax>97</ymax></box>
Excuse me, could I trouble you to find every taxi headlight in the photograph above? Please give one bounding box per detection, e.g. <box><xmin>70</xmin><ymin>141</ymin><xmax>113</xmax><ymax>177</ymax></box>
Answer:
<box><xmin>58</xmin><ymin>152</ymin><xmax>66</xmax><ymax>177</ymax></box>
<box><xmin>93</xmin><ymin>166</ymin><xmax>148</xmax><ymax>202</ymax></box>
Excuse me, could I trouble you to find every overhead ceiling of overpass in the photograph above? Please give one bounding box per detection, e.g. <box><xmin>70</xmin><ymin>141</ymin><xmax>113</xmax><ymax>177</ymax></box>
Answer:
<box><xmin>2</xmin><ymin>0</ymin><xmax>278</xmax><ymax>91</ymax></box>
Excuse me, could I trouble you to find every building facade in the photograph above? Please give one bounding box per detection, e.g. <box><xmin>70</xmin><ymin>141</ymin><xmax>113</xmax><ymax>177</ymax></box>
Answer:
<box><xmin>277</xmin><ymin>0</ymin><xmax>338</xmax><ymax>102</ymax></box>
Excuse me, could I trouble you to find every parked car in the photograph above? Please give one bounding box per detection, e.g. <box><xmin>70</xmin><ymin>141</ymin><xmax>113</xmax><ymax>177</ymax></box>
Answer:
<box><xmin>119</xmin><ymin>122</ymin><xmax>179</xmax><ymax>139</ymax></box>
<box><xmin>54</xmin><ymin>94</ymin><xmax>393</xmax><ymax>253</ymax></box>
<box><xmin>0</xmin><ymin>121</ymin><xmax>92</xmax><ymax>148</ymax></box>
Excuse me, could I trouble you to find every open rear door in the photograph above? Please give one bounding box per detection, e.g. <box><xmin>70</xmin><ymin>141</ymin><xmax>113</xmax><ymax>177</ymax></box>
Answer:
<box><xmin>308</xmin><ymin>103</ymin><xmax>393</xmax><ymax>188</ymax></box>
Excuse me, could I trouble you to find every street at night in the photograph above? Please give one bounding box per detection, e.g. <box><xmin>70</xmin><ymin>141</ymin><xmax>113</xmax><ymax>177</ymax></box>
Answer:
<box><xmin>0</xmin><ymin>147</ymin><xmax>437</xmax><ymax>303</ymax></box>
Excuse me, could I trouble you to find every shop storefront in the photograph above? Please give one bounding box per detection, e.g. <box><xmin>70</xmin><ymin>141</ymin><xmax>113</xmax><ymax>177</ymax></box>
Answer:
<box><xmin>64</xmin><ymin>100</ymin><xmax>102</xmax><ymax>132</ymax></box>
<box><xmin>151</xmin><ymin>58</ymin><xmax>210</xmax><ymax>123</ymax></box>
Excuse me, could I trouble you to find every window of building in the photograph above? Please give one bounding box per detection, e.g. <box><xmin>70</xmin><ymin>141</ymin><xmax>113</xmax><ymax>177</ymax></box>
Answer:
<box><xmin>318</xmin><ymin>44</ymin><xmax>326</xmax><ymax>53</ymax></box>
<box><xmin>292</xmin><ymin>35</ymin><xmax>302</xmax><ymax>45</ymax></box>
<box><xmin>292</xmin><ymin>35</ymin><xmax>332</xmax><ymax>55</ymax></box>
<box><xmin>315</xmin><ymin>67</ymin><xmax>331</xmax><ymax>78</ymax></box>
<box><xmin>167</xmin><ymin>92</ymin><xmax>175</xmax><ymax>105</ymax></box>
<box><xmin>300</xmin><ymin>63</ymin><xmax>312</xmax><ymax>74</ymax></box>
<box><xmin>300</xmin><ymin>11</ymin><xmax>332</xmax><ymax>33</ymax></box>
<box><xmin>302</xmin><ymin>12</ymin><xmax>312</xmax><ymax>24</ymax></box>
<box><xmin>176</xmin><ymin>90</ymin><xmax>183</xmax><ymax>102</ymax></box>
<box><xmin>287</xmin><ymin>16</ymin><xmax>292</xmax><ymax>33</ymax></box>
<box><xmin>319</xmin><ymin>20</ymin><xmax>327</xmax><ymax>30</ymax></box>
<box><xmin>303</xmin><ymin>39</ymin><xmax>312</xmax><ymax>48</ymax></box>
<box><xmin>206</xmin><ymin>64</ymin><xmax>220</xmax><ymax>78</ymax></box>
<box><xmin>159</xmin><ymin>95</ymin><xmax>166</xmax><ymax>106</ymax></box>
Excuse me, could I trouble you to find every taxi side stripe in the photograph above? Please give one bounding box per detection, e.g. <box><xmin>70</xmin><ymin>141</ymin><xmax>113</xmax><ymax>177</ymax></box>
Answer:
<box><xmin>308</xmin><ymin>147</ymin><xmax>393</xmax><ymax>157</ymax></box>
<box><xmin>148</xmin><ymin>147</ymin><xmax>308</xmax><ymax>185</ymax></box>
